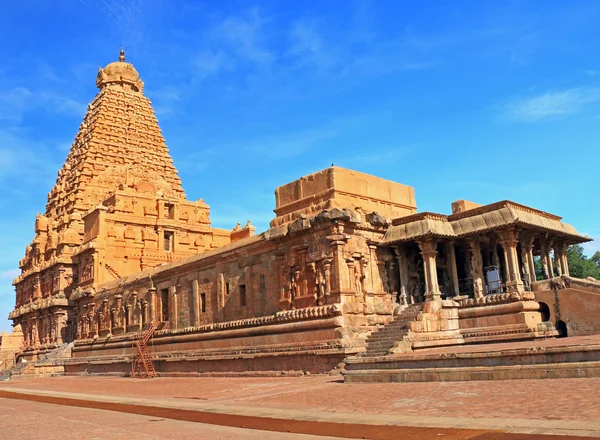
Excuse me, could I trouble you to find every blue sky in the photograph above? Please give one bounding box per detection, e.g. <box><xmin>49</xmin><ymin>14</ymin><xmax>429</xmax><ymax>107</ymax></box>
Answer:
<box><xmin>1</xmin><ymin>0</ymin><xmax>599</xmax><ymax>332</ymax></box>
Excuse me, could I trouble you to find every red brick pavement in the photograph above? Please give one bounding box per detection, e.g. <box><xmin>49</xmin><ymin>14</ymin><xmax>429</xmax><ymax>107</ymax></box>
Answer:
<box><xmin>3</xmin><ymin>374</ymin><xmax>599</xmax><ymax>422</ymax></box>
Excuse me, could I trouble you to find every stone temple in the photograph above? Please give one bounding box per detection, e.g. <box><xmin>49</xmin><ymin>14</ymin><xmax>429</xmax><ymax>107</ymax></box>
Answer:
<box><xmin>2</xmin><ymin>51</ymin><xmax>600</xmax><ymax>381</ymax></box>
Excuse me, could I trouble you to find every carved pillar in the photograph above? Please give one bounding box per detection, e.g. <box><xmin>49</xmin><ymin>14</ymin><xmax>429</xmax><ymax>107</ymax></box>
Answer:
<box><xmin>489</xmin><ymin>235</ymin><xmax>500</xmax><ymax>267</ymax></box>
<box><xmin>33</xmin><ymin>275</ymin><xmax>42</xmax><ymax>300</ymax></box>
<box><xmin>323</xmin><ymin>259</ymin><xmax>332</xmax><ymax>298</ymax></box>
<box><xmin>394</xmin><ymin>245</ymin><xmax>411</xmax><ymax>303</ymax></box>
<box><xmin>499</xmin><ymin>229</ymin><xmax>524</xmax><ymax>293</ymax></box>
<box><xmin>217</xmin><ymin>272</ymin><xmax>225</xmax><ymax>321</ymax></box>
<box><xmin>553</xmin><ymin>243</ymin><xmax>564</xmax><ymax>276</ymax></box>
<box><xmin>307</xmin><ymin>263</ymin><xmax>317</xmax><ymax>301</ymax></box>
<box><xmin>560</xmin><ymin>242</ymin><xmax>570</xmax><ymax>276</ymax></box>
<box><xmin>277</xmin><ymin>254</ymin><xmax>287</xmax><ymax>305</ymax></box>
<box><xmin>191</xmin><ymin>279</ymin><xmax>200</xmax><ymax>327</ymax></box>
<box><xmin>520</xmin><ymin>243</ymin><xmax>531</xmax><ymax>288</ymax></box>
<box><xmin>553</xmin><ymin>242</ymin><xmax>569</xmax><ymax>277</ymax></box>
<box><xmin>540</xmin><ymin>238</ymin><xmax>554</xmax><ymax>279</ymax></box>
<box><xmin>31</xmin><ymin>317</ymin><xmax>39</xmax><ymax>348</ymax></box>
<box><xmin>522</xmin><ymin>235</ymin><xmax>536</xmax><ymax>284</ymax></box>
<box><xmin>468</xmin><ymin>239</ymin><xmax>485</xmax><ymax>298</ymax></box>
<box><xmin>346</xmin><ymin>258</ymin><xmax>356</xmax><ymax>293</ymax></box>
<box><xmin>125</xmin><ymin>304</ymin><xmax>133</xmax><ymax>332</ymax></box>
<box><xmin>298</xmin><ymin>248</ymin><xmax>308</xmax><ymax>298</ymax></box>
<box><xmin>417</xmin><ymin>239</ymin><xmax>441</xmax><ymax>301</ymax></box>
<box><xmin>169</xmin><ymin>285</ymin><xmax>178</xmax><ymax>330</ymax></box>
<box><xmin>361</xmin><ymin>256</ymin><xmax>370</xmax><ymax>295</ymax></box>
<box><xmin>148</xmin><ymin>288</ymin><xmax>156</xmax><ymax>322</ymax></box>
<box><xmin>141</xmin><ymin>300</ymin><xmax>148</xmax><ymax>326</ymax></box>
<box><xmin>446</xmin><ymin>241</ymin><xmax>460</xmax><ymax>297</ymax></box>
<box><xmin>327</xmin><ymin>235</ymin><xmax>350</xmax><ymax>294</ymax></box>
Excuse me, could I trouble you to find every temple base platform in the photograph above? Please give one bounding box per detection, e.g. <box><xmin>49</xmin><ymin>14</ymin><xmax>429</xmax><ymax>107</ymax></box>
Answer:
<box><xmin>344</xmin><ymin>334</ymin><xmax>600</xmax><ymax>382</ymax></box>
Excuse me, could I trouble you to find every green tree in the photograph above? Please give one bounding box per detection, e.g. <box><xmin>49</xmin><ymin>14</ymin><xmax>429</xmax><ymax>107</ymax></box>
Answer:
<box><xmin>533</xmin><ymin>244</ymin><xmax>600</xmax><ymax>280</ymax></box>
<box><xmin>566</xmin><ymin>244</ymin><xmax>600</xmax><ymax>280</ymax></box>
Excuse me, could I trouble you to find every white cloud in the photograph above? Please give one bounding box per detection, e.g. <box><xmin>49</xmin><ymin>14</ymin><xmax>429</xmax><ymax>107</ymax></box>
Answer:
<box><xmin>580</xmin><ymin>235</ymin><xmax>600</xmax><ymax>257</ymax></box>
<box><xmin>212</xmin><ymin>7</ymin><xmax>274</xmax><ymax>67</ymax></box>
<box><xmin>193</xmin><ymin>51</ymin><xmax>234</xmax><ymax>80</ymax></box>
<box><xmin>504</xmin><ymin>88</ymin><xmax>600</xmax><ymax>121</ymax></box>
<box><xmin>0</xmin><ymin>86</ymin><xmax>86</xmax><ymax>122</ymax></box>
<box><xmin>287</xmin><ymin>19</ymin><xmax>333</xmax><ymax>71</ymax></box>
<box><xmin>241</xmin><ymin>128</ymin><xmax>337</xmax><ymax>158</ymax></box>
<box><xmin>584</xmin><ymin>69</ymin><xmax>600</xmax><ymax>76</ymax></box>
<box><xmin>0</xmin><ymin>269</ymin><xmax>19</xmax><ymax>281</ymax></box>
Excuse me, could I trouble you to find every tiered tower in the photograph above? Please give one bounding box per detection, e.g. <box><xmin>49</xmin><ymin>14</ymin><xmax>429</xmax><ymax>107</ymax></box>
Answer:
<box><xmin>10</xmin><ymin>50</ymin><xmax>254</xmax><ymax>350</ymax></box>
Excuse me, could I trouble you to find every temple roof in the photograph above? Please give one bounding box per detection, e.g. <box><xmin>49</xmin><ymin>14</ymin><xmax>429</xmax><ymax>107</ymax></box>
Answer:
<box><xmin>382</xmin><ymin>200</ymin><xmax>590</xmax><ymax>245</ymax></box>
<box><xmin>44</xmin><ymin>49</ymin><xmax>184</xmax><ymax>229</ymax></box>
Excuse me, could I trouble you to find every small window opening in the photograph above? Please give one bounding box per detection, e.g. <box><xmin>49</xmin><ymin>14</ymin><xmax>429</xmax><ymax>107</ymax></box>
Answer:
<box><xmin>225</xmin><ymin>282</ymin><xmax>230</xmax><ymax>295</ymax></box>
<box><xmin>164</xmin><ymin>231</ymin><xmax>174</xmax><ymax>252</ymax></box>
<box><xmin>201</xmin><ymin>293</ymin><xmax>206</xmax><ymax>313</ymax></box>
<box><xmin>165</xmin><ymin>203</ymin><xmax>175</xmax><ymax>219</ymax></box>
<box><xmin>259</xmin><ymin>274</ymin><xmax>266</xmax><ymax>292</ymax></box>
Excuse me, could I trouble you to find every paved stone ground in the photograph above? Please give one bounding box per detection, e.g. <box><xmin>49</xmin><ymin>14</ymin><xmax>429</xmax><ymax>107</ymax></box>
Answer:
<box><xmin>3</xmin><ymin>375</ymin><xmax>599</xmax><ymax>422</ymax></box>
<box><xmin>0</xmin><ymin>397</ymin><xmax>347</xmax><ymax>440</ymax></box>
<box><xmin>1</xmin><ymin>376</ymin><xmax>600</xmax><ymax>438</ymax></box>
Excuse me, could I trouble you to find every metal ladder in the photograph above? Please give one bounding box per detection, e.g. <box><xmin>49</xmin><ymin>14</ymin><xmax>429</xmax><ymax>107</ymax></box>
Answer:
<box><xmin>131</xmin><ymin>321</ymin><xmax>160</xmax><ymax>378</ymax></box>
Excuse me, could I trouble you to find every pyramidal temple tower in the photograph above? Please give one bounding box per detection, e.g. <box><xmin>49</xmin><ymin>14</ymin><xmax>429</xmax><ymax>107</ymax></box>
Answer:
<box><xmin>46</xmin><ymin>48</ymin><xmax>184</xmax><ymax>221</ymax></box>
<box><xmin>10</xmin><ymin>50</ymin><xmax>254</xmax><ymax>348</ymax></box>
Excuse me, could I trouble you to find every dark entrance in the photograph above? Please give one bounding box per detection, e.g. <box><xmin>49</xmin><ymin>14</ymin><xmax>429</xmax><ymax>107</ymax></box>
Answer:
<box><xmin>160</xmin><ymin>288</ymin><xmax>169</xmax><ymax>322</ymax></box>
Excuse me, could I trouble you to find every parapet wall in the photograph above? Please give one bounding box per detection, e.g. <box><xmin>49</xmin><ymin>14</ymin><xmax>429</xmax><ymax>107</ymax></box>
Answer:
<box><xmin>271</xmin><ymin>167</ymin><xmax>416</xmax><ymax>227</ymax></box>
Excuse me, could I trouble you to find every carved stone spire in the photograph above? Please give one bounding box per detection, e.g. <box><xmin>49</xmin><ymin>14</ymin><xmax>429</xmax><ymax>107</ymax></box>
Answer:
<box><xmin>43</xmin><ymin>55</ymin><xmax>185</xmax><ymax>229</ymax></box>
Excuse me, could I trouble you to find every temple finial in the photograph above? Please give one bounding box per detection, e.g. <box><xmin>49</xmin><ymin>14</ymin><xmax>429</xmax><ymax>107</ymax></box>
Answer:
<box><xmin>119</xmin><ymin>47</ymin><xmax>125</xmax><ymax>62</ymax></box>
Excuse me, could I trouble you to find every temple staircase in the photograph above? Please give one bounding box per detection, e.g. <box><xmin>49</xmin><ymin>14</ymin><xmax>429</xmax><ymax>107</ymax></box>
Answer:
<box><xmin>131</xmin><ymin>321</ymin><xmax>162</xmax><ymax>378</ymax></box>
<box><xmin>362</xmin><ymin>303</ymin><xmax>423</xmax><ymax>357</ymax></box>
<box><xmin>0</xmin><ymin>345</ymin><xmax>26</xmax><ymax>381</ymax></box>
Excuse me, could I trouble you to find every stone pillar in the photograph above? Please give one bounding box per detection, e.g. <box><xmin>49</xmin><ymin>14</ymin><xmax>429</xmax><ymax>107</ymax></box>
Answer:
<box><xmin>499</xmin><ymin>229</ymin><xmax>524</xmax><ymax>293</ymax></box>
<box><xmin>141</xmin><ymin>300</ymin><xmax>148</xmax><ymax>326</ymax></box>
<box><xmin>468</xmin><ymin>239</ymin><xmax>485</xmax><ymax>299</ymax></box>
<box><xmin>394</xmin><ymin>245</ymin><xmax>411</xmax><ymax>303</ymax></box>
<box><xmin>553</xmin><ymin>244</ymin><xmax>563</xmax><ymax>276</ymax></box>
<box><xmin>323</xmin><ymin>258</ymin><xmax>332</xmax><ymax>298</ymax></box>
<box><xmin>277</xmin><ymin>254</ymin><xmax>288</xmax><ymax>306</ymax></box>
<box><xmin>148</xmin><ymin>287</ymin><xmax>156</xmax><ymax>322</ymax></box>
<box><xmin>417</xmin><ymin>239</ymin><xmax>441</xmax><ymax>301</ymax></box>
<box><xmin>523</xmin><ymin>235</ymin><xmax>536</xmax><ymax>284</ymax></box>
<box><xmin>519</xmin><ymin>234</ymin><xmax>534</xmax><ymax>288</ymax></box>
<box><xmin>328</xmin><ymin>235</ymin><xmax>350</xmax><ymax>294</ymax></box>
<box><xmin>554</xmin><ymin>242</ymin><xmax>569</xmax><ymax>277</ymax></box>
<box><xmin>33</xmin><ymin>275</ymin><xmax>42</xmax><ymax>300</ymax></box>
<box><xmin>346</xmin><ymin>258</ymin><xmax>356</xmax><ymax>293</ymax></box>
<box><xmin>191</xmin><ymin>279</ymin><xmax>200</xmax><ymax>327</ymax></box>
<box><xmin>361</xmin><ymin>256</ymin><xmax>370</xmax><ymax>295</ymax></box>
<box><xmin>125</xmin><ymin>304</ymin><xmax>132</xmax><ymax>331</ymax></box>
<box><xmin>169</xmin><ymin>285</ymin><xmax>178</xmax><ymax>330</ymax></box>
<box><xmin>298</xmin><ymin>248</ymin><xmax>308</xmax><ymax>298</ymax></box>
<box><xmin>489</xmin><ymin>235</ymin><xmax>500</xmax><ymax>268</ymax></box>
<box><xmin>560</xmin><ymin>243</ymin><xmax>570</xmax><ymax>276</ymax></box>
<box><xmin>540</xmin><ymin>238</ymin><xmax>554</xmax><ymax>279</ymax></box>
<box><xmin>446</xmin><ymin>241</ymin><xmax>460</xmax><ymax>297</ymax></box>
<box><xmin>367</xmin><ymin>244</ymin><xmax>378</xmax><ymax>293</ymax></box>
<box><xmin>217</xmin><ymin>272</ymin><xmax>225</xmax><ymax>321</ymax></box>
<box><xmin>31</xmin><ymin>317</ymin><xmax>39</xmax><ymax>348</ymax></box>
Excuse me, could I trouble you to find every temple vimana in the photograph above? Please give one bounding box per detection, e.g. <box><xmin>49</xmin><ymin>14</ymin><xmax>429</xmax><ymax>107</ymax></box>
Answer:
<box><xmin>2</xmin><ymin>50</ymin><xmax>600</xmax><ymax>382</ymax></box>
